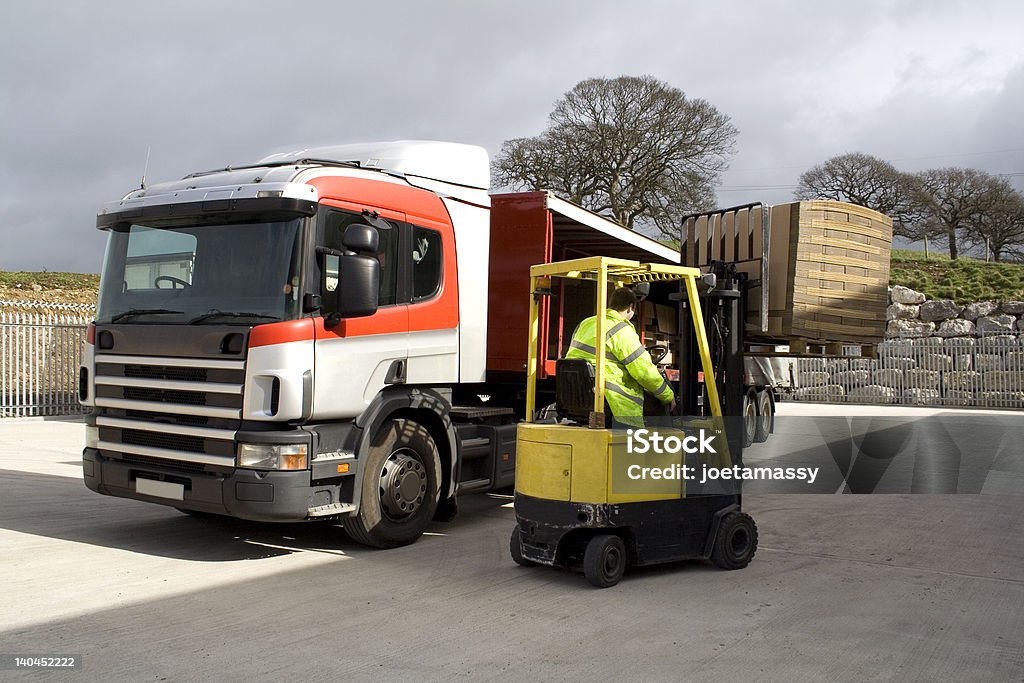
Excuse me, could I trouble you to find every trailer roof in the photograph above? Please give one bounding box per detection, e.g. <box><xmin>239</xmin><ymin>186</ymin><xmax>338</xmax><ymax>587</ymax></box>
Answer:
<box><xmin>493</xmin><ymin>191</ymin><xmax>680</xmax><ymax>264</ymax></box>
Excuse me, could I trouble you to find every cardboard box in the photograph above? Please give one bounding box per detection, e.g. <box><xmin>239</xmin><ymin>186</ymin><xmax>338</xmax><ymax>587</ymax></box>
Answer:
<box><xmin>682</xmin><ymin>200</ymin><xmax>892</xmax><ymax>344</ymax></box>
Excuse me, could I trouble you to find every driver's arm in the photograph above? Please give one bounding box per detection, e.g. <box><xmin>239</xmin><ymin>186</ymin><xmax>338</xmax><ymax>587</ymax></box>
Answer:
<box><xmin>610</xmin><ymin>325</ymin><xmax>674</xmax><ymax>404</ymax></box>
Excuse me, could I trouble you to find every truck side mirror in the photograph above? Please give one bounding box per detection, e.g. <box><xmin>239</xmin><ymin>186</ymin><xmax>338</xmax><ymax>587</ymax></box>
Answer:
<box><xmin>334</xmin><ymin>253</ymin><xmax>380</xmax><ymax>318</ymax></box>
<box><xmin>320</xmin><ymin>224</ymin><xmax>381</xmax><ymax>319</ymax></box>
<box><xmin>343</xmin><ymin>223</ymin><xmax>379</xmax><ymax>254</ymax></box>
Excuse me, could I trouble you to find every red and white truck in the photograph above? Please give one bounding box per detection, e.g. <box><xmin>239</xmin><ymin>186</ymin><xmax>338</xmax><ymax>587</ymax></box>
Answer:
<box><xmin>80</xmin><ymin>141</ymin><xmax>686</xmax><ymax>547</ymax></box>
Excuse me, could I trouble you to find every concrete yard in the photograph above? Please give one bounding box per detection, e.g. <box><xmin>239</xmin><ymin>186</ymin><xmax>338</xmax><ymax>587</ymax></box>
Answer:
<box><xmin>0</xmin><ymin>409</ymin><xmax>1021</xmax><ymax>681</ymax></box>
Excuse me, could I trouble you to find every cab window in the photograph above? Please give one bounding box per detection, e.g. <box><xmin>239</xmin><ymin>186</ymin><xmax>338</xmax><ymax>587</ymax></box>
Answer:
<box><xmin>411</xmin><ymin>226</ymin><xmax>442</xmax><ymax>302</ymax></box>
<box><xmin>322</xmin><ymin>210</ymin><xmax>399</xmax><ymax>307</ymax></box>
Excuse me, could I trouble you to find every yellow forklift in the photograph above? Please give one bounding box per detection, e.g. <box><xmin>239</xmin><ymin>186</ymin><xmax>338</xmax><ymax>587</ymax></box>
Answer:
<box><xmin>510</xmin><ymin>256</ymin><xmax>757</xmax><ymax>587</ymax></box>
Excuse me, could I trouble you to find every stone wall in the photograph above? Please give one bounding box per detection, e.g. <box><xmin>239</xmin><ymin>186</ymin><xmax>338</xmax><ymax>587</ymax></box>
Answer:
<box><xmin>886</xmin><ymin>286</ymin><xmax>1024</xmax><ymax>339</ymax></box>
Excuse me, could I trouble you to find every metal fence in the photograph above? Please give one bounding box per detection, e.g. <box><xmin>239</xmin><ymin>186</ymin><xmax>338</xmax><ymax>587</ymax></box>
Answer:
<box><xmin>1</xmin><ymin>305</ymin><xmax>93</xmax><ymax>418</ymax></box>
<box><xmin>785</xmin><ymin>333</ymin><xmax>1024</xmax><ymax>409</ymax></box>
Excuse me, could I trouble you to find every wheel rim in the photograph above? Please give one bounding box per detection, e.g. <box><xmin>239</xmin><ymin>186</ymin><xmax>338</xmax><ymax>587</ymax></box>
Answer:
<box><xmin>603</xmin><ymin>544</ymin><xmax>622</xmax><ymax>578</ymax></box>
<box><xmin>377</xmin><ymin>448</ymin><xmax>428</xmax><ymax>522</ymax></box>
<box><xmin>729</xmin><ymin>526</ymin><xmax>750</xmax><ymax>558</ymax></box>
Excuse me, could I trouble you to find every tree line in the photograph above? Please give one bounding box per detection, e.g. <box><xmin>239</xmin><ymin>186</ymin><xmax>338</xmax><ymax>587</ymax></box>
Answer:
<box><xmin>796</xmin><ymin>154</ymin><xmax>1024</xmax><ymax>262</ymax></box>
<box><xmin>494</xmin><ymin>75</ymin><xmax>1023</xmax><ymax>261</ymax></box>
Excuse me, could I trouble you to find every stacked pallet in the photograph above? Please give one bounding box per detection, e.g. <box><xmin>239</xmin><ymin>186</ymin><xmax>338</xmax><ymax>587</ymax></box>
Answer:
<box><xmin>684</xmin><ymin>200</ymin><xmax>892</xmax><ymax>345</ymax></box>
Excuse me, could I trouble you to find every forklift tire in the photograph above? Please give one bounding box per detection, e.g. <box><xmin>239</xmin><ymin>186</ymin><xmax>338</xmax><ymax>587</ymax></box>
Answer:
<box><xmin>742</xmin><ymin>390</ymin><xmax>758</xmax><ymax>448</ymax></box>
<box><xmin>509</xmin><ymin>527</ymin><xmax>538</xmax><ymax>567</ymax></box>
<box><xmin>344</xmin><ymin>418</ymin><xmax>441</xmax><ymax>549</ymax></box>
<box><xmin>583</xmin><ymin>534</ymin><xmax>626</xmax><ymax>588</ymax></box>
<box><xmin>710</xmin><ymin>511</ymin><xmax>758</xmax><ymax>570</ymax></box>
<box><xmin>754</xmin><ymin>389</ymin><xmax>774</xmax><ymax>443</ymax></box>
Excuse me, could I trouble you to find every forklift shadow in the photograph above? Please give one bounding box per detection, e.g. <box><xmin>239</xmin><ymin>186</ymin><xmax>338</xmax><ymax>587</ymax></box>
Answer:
<box><xmin>511</xmin><ymin>554</ymin><xmax>722</xmax><ymax>590</ymax></box>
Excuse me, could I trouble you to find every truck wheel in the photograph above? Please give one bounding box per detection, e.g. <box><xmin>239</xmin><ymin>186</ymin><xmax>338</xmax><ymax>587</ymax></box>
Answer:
<box><xmin>742</xmin><ymin>390</ymin><xmax>758</xmax><ymax>448</ymax></box>
<box><xmin>583</xmin><ymin>534</ymin><xmax>626</xmax><ymax>588</ymax></box>
<box><xmin>510</xmin><ymin>527</ymin><xmax>538</xmax><ymax>567</ymax></box>
<box><xmin>754</xmin><ymin>389</ymin><xmax>774</xmax><ymax>443</ymax></box>
<box><xmin>710</xmin><ymin>511</ymin><xmax>758</xmax><ymax>570</ymax></box>
<box><xmin>344</xmin><ymin>418</ymin><xmax>441</xmax><ymax>549</ymax></box>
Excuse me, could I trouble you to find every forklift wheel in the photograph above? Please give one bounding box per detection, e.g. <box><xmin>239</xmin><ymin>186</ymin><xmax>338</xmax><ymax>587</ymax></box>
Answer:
<box><xmin>510</xmin><ymin>527</ymin><xmax>538</xmax><ymax>567</ymax></box>
<box><xmin>710</xmin><ymin>512</ymin><xmax>758</xmax><ymax>570</ymax></box>
<box><xmin>583</xmin><ymin>534</ymin><xmax>626</xmax><ymax>588</ymax></box>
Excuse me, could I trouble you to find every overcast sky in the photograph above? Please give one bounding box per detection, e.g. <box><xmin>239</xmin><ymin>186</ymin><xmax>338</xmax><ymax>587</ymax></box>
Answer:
<box><xmin>2</xmin><ymin>0</ymin><xmax>1022</xmax><ymax>272</ymax></box>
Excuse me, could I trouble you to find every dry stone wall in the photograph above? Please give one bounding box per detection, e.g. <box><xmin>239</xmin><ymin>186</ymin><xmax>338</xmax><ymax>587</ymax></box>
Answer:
<box><xmin>792</xmin><ymin>286</ymin><xmax>1024</xmax><ymax>406</ymax></box>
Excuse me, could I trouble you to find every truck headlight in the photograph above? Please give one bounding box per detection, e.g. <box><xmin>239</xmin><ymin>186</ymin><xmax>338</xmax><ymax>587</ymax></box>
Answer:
<box><xmin>85</xmin><ymin>425</ymin><xmax>99</xmax><ymax>449</ymax></box>
<box><xmin>236</xmin><ymin>443</ymin><xmax>308</xmax><ymax>470</ymax></box>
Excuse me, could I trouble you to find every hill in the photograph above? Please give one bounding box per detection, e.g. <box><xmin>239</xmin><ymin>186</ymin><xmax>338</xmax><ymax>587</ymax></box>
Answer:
<box><xmin>0</xmin><ymin>271</ymin><xmax>99</xmax><ymax>307</ymax></box>
<box><xmin>888</xmin><ymin>250</ymin><xmax>1024</xmax><ymax>304</ymax></box>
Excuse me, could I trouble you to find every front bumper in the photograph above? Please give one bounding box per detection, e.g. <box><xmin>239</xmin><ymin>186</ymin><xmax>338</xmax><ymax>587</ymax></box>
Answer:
<box><xmin>83</xmin><ymin>447</ymin><xmax>339</xmax><ymax>522</ymax></box>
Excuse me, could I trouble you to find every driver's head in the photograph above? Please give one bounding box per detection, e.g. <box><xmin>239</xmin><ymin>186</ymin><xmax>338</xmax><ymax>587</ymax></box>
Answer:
<box><xmin>609</xmin><ymin>287</ymin><xmax>639</xmax><ymax>321</ymax></box>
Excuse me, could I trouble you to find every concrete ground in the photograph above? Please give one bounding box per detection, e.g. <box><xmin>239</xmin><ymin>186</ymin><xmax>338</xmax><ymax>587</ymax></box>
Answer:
<box><xmin>0</xmin><ymin>409</ymin><xmax>1021</xmax><ymax>682</ymax></box>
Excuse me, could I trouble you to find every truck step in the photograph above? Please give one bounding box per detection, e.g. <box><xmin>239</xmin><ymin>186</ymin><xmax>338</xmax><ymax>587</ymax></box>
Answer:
<box><xmin>457</xmin><ymin>478</ymin><xmax>491</xmax><ymax>494</ymax></box>
<box><xmin>307</xmin><ymin>502</ymin><xmax>357</xmax><ymax>518</ymax></box>
<box><xmin>450</xmin><ymin>406</ymin><xmax>515</xmax><ymax>421</ymax></box>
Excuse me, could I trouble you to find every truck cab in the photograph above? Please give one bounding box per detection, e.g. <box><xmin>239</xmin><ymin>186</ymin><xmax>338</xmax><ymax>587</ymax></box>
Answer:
<box><xmin>81</xmin><ymin>141</ymin><xmax>500</xmax><ymax>547</ymax></box>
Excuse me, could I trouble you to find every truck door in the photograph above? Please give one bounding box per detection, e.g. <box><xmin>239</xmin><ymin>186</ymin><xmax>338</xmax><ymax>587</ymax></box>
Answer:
<box><xmin>314</xmin><ymin>206</ymin><xmax>408</xmax><ymax>419</ymax></box>
<box><xmin>404</xmin><ymin>217</ymin><xmax>459</xmax><ymax>384</ymax></box>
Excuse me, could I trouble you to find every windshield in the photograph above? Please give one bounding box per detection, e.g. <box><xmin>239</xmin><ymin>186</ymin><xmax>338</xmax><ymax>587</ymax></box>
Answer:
<box><xmin>96</xmin><ymin>218</ymin><xmax>304</xmax><ymax>324</ymax></box>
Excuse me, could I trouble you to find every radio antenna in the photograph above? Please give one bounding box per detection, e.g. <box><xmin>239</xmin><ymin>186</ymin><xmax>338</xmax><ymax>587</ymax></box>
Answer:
<box><xmin>141</xmin><ymin>146</ymin><xmax>152</xmax><ymax>190</ymax></box>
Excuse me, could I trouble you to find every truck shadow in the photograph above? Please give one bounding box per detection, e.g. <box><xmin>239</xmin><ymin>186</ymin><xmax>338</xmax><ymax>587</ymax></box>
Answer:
<box><xmin>0</xmin><ymin>468</ymin><xmax>512</xmax><ymax>562</ymax></box>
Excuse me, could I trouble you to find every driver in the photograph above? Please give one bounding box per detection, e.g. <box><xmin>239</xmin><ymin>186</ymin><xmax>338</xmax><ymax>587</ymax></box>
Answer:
<box><xmin>565</xmin><ymin>287</ymin><xmax>675</xmax><ymax>425</ymax></box>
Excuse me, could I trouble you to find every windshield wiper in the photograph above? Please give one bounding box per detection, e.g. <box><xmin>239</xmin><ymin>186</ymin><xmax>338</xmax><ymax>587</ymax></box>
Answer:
<box><xmin>187</xmin><ymin>310</ymin><xmax>282</xmax><ymax>325</ymax></box>
<box><xmin>109</xmin><ymin>308</ymin><xmax>183</xmax><ymax>323</ymax></box>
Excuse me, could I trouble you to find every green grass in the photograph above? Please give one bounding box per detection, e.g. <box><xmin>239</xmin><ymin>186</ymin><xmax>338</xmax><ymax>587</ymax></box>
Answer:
<box><xmin>0</xmin><ymin>271</ymin><xmax>99</xmax><ymax>290</ymax></box>
<box><xmin>889</xmin><ymin>250</ymin><xmax>1024</xmax><ymax>304</ymax></box>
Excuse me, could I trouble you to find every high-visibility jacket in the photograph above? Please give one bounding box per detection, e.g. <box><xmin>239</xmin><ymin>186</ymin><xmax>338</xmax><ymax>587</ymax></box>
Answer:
<box><xmin>565</xmin><ymin>309</ymin><xmax>674</xmax><ymax>422</ymax></box>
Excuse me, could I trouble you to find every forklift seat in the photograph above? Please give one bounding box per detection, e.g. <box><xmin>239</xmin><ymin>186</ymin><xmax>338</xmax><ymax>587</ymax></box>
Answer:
<box><xmin>555</xmin><ymin>358</ymin><xmax>597</xmax><ymax>423</ymax></box>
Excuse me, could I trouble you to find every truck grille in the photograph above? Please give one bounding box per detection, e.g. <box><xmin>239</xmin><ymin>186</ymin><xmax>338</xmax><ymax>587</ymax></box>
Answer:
<box><xmin>124</xmin><ymin>365</ymin><xmax>209</xmax><ymax>382</ymax></box>
<box><xmin>93</xmin><ymin>354</ymin><xmax>243</xmax><ymax>469</ymax></box>
<box><xmin>126</xmin><ymin>409</ymin><xmax>211</xmax><ymax>426</ymax></box>
<box><xmin>123</xmin><ymin>387</ymin><xmax>209</xmax><ymax>406</ymax></box>
<box><xmin>121</xmin><ymin>429</ymin><xmax>204</xmax><ymax>454</ymax></box>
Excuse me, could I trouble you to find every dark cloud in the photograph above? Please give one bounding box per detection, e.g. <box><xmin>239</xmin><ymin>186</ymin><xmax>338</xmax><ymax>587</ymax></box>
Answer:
<box><xmin>1</xmin><ymin>0</ymin><xmax>1021</xmax><ymax>271</ymax></box>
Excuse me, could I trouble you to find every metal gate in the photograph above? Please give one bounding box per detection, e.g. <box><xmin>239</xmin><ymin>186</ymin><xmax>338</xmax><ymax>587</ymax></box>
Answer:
<box><xmin>785</xmin><ymin>333</ymin><xmax>1024</xmax><ymax>409</ymax></box>
<box><xmin>1</xmin><ymin>304</ymin><xmax>94</xmax><ymax>418</ymax></box>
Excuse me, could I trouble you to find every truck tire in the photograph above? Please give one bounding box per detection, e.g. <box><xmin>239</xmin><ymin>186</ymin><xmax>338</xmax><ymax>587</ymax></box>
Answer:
<box><xmin>710</xmin><ymin>511</ymin><xmax>758</xmax><ymax>570</ymax></box>
<box><xmin>754</xmin><ymin>389</ymin><xmax>774</xmax><ymax>443</ymax></box>
<box><xmin>509</xmin><ymin>527</ymin><xmax>538</xmax><ymax>567</ymax></box>
<box><xmin>344</xmin><ymin>418</ymin><xmax>441</xmax><ymax>549</ymax></box>
<box><xmin>742</xmin><ymin>390</ymin><xmax>758</xmax><ymax>448</ymax></box>
<box><xmin>583</xmin><ymin>534</ymin><xmax>626</xmax><ymax>588</ymax></box>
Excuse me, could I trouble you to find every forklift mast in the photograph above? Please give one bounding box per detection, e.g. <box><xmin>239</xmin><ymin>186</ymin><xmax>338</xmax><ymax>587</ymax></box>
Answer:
<box><xmin>676</xmin><ymin>260</ymin><xmax>747</xmax><ymax>463</ymax></box>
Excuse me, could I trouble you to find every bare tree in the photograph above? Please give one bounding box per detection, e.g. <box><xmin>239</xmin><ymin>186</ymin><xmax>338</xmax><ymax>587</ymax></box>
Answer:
<box><xmin>965</xmin><ymin>179</ymin><xmax>1024</xmax><ymax>262</ymax></box>
<box><xmin>493</xmin><ymin>76</ymin><xmax>738</xmax><ymax>239</ymax></box>
<box><xmin>913</xmin><ymin>167</ymin><xmax>1003</xmax><ymax>261</ymax></box>
<box><xmin>795</xmin><ymin>153</ymin><xmax>925</xmax><ymax>239</ymax></box>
